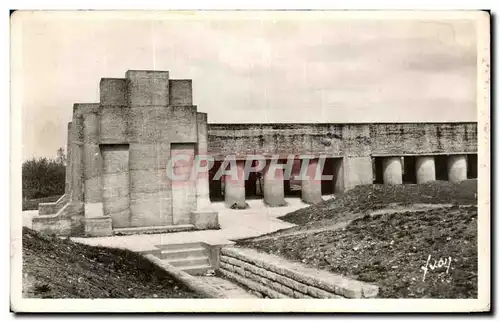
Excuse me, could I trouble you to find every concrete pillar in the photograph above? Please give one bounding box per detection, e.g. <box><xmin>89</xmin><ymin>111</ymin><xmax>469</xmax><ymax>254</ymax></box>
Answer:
<box><xmin>301</xmin><ymin>158</ymin><xmax>323</xmax><ymax>204</ymax></box>
<box><xmin>191</xmin><ymin>113</ymin><xmax>219</xmax><ymax>229</ymax></box>
<box><xmin>382</xmin><ymin>157</ymin><xmax>403</xmax><ymax>185</ymax></box>
<box><xmin>83</xmin><ymin>108</ymin><xmax>104</xmax><ymax>217</ymax></box>
<box><xmin>447</xmin><ymin>155</ymin><xmax>467</xmax><ymax>183</ymax></box>
<box><xmin>333</xmin><ymin>158</ymin><xmax>344</xmax><ymax>193</ymax></box>
<box><xmin>71</xmin><ymin>108</ymin><xmax>84</xmax><ymax>202</ymax></box>
<box><xmin>224</xmin><ymin>160</ymin><xmax>246</xmax><ymax>209</ymax></box>
<box><xmin>343</xmin><ymin>156</ymin><xmax>374</xmax><ymax>191</ymax></box>
<box><xmin>416</xmin><ymin>156</ymin><xmax>436</xmax><ymax>184</ymax></box>
<box><xmin>195</xmin><ymin>113</ymin><xmax>211</xmax><ymax>210</ymax></box>
<box><xmin>263</xmin><ymin>162</ymin><xmax>286</xmax><ymax>207</ymax></box>
<box><xmin>65</xmin><ymin>122</ymin><xmax>72</xmax><ymax>196</ymax></box>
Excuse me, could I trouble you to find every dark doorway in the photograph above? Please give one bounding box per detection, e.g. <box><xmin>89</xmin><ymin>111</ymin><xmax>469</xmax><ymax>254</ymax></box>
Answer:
<box><xmin>435</xmin><ymin>155</ymin><xmax>448</xmax><ymax>181</ymax></box>
<box><xmin>245</xmin><ymin>160</ymin><xmax>260</xmax><ymax>199</ymax></box>
<box><xmin>286</xmin><ymin>158</ymin><xmax>301</xmax><ymax>197</ymax></box>
<box><xmin>402</xmin><ymin>156</ymin><xmax>417</xmax><ymax>183</ymax></box>
<box><xmin>373</xmin><ymin>157</ymin><xmax>384</xmax><ymax>184</ymax></box>
<box><xmin>209</xmin><ymin>160</ymin><xmax>224</xmax><ymax>201</ymax></box>
<box><xmin>467</xmin><ymin>154</ymin><xmax>478</xmax><ymax>179</ymax></box>
<box><xmin>321</xmin><ymin>158</ymin><xmax>335</xmax><ymax>195</ymax></box>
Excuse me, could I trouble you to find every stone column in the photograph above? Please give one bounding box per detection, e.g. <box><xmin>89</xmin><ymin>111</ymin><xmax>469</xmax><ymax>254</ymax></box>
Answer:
<box><xmin>447</xmin><ymin>155</ymin><xmax>467</xmax><ymax>183</ymax></box>
<box><xmin>224</xmin><ymin>160</ymin><xmax>246</xmax><ymax>209</ymax></box>
<box><xmin>343</xmin><ymin>156</ymin><xmax>374</xmax><ymax>191</ymax></box>
<box><xmin>191</xmin><ymin>113</ymin><xmax>219</xmax><ymax>229</ymax></box>
<box><xmin>382</xmin><ymin>157</ymin><xmax>403</xmax><ymax>185</ymax></box>
<box><xmin>83</xmin><ymin>108</ymin><xmax>104</xmax><ymax>218</ymax></box>
<box><xmin>300</xmin><ymin>157</ymin><xmax>323</xmax><ymax>204</ymax></box>
<box><xmin>195</xmin><ymin>114</ymin><xmax>211</xmax><ymax>209</ymax></box>
<box><xmin>71</xmin><ymin>108</ymin><xmax>84</xmax><ymax>203</ymax></box>
<box><xmin>416</xmin><ymin>156</ymin><xmax>436</xmax><ymax>184</ymax></box>
<box><xmin>65</xmin><ymin>122</ymin><xmax>72</xmax><ymax>196</ymax></box>
<box><xmin>263</xmin><ymin>162</ymin><xmax>286</xmax><ymax>207</ymax></box>
<box><xmin>333</xmin><ymin>158</ymin><xmax>344</xmax><ymax>193</ymax></box>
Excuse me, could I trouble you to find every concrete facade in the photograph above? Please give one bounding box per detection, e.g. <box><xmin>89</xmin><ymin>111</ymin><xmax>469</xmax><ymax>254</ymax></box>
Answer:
<box><xmin>33</xmin><ymin>70</ymin><xmax>220</xmax><ymax>237</ymax></box>
<box><xmin>208</xmin><ymin>122</ymin><xmax>477</xmax><ymax>197</ymax></box>
<box><xmin>33</xmin><ymin>69</ymin><xmax>478</xmax><ymax>237</ymax></box>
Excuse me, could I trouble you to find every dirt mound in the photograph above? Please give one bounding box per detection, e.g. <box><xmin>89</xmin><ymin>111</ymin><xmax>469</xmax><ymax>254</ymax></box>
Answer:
<box><xmin>280</xmin><ymin>179</ymin><xmax>477</xmax><ymax>225</ymax></box>
<box><xmin>22</xmin><ymin>227</ymin><xmax>202</xmax><ymax>298</ymax></box>
<box><xmin>239</xmin><ymin>205</ymin><xmax>478</xmax><ymax>298</ymax></box>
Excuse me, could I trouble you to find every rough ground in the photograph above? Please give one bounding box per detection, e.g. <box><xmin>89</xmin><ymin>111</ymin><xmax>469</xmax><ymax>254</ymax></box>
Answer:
<box><xmin>22</xmin><ymin>195</ymin><xmax>61</xmax><ymax>211</ymax></box>
<box><xmin>280</xmin><ymin>179</ymin><xmax>477</xmax><ymax>226</ymax></box>
<box><xmin>22</xmin><ymin>227</ymin><xmax>202</xmax><ymax>298</ymax></box>
<box><xmin>237</xmin><ymin>180</ymin><xmax>478</xmax><ymax>298</ymax></box>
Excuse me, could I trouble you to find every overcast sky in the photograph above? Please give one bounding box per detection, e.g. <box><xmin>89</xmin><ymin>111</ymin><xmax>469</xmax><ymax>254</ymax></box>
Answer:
<box><xmin>13</xmin><ymin>11</ymin><xmax>478</xmax><ymax>160</ymax></box>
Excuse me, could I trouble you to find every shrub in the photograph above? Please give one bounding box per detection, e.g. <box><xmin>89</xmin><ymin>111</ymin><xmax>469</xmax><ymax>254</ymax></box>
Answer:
<box><xmin>22</xmin><ymin>157</ymin><xmax>66</xmax><ymax>199</ymax></box>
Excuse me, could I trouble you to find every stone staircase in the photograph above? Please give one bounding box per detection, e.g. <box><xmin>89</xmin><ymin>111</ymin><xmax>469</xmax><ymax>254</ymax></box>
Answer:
<box><xmin>146</xmin><ymin>242</ymin><xmax>213</xmax><ymax>275</ymax></box>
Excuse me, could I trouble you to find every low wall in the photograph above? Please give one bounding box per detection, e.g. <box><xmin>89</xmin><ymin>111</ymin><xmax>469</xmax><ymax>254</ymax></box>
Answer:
<box><xmin>219</xmin><ymin>247</ymin><xmax>378</xmax><ymax>299</ymax></box>
<box><xmin>32</xmin><ymin>202</ymin><xmax>85</xmax><ymax>236</ymax></box>
<box><xmin>38</xmin><ymin>194</ymin><xmax>68</xmax><ymax>216</ymax></box>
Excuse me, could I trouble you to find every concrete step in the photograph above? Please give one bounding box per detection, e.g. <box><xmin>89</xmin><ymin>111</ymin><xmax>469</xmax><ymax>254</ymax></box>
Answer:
<box><xmin>114</xmin><ymin>224</ymin><xmax>194</xmax><ymax>235</ymax></box>
<box><xmin>182</xmin><ymin>263</ymin><xmax>213</xmax><ymax>276</ymax></box>
<box><xmin>159</xmin><ymin>247</ymin><xmax>207</xmax><ymax>260</ymax></box>
<box><xmin>155</xmin><ymin>242</ymin><xmax>206</xmax><ymax>251</ymax></box>
<box><xmin>166</xmin><ymin>256</ymin><xmax>210</xmax><ymax>268</ymax></box>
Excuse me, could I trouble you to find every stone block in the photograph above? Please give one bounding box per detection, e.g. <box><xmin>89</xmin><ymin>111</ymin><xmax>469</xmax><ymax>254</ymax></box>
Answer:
<box><xmin>99</xmin><ymin>107</ymin><xmax>130</xmax><ymax>144</ymax></box>
<box><xmin>168</xmin><ymin>106</ymin><xmax>198</xmax><ymax>142</ymax></box>
<box><xmin>279</xmin><ymin>284</ymin><xmax>296</xmax><ymax>298</ymax></box>
<box><xmin>226</xmin><ymin>256</ymin><xmax>243</xmax><ymax>267</ymax></box>
<box><xmin>169</xmin><ymin>79</ymin><xmax>192</xmax><ymax>105</ymax></box>
<box><xmin>219</xmin><ymin>261</ymin><xmax>234</xmax><ymax>272</ymax></box>
<box><xmin>84</xmin><ymin>202</ymin><xmax>104</xmax><ymax>218</ymax></box>
<box><xmin>83</xmin><ymin>216</ymin><xmax>112</xmax><ymax>237</ymax></box>
<box><xmin>100</xmin><ymin>78</ymin><xmax>128</xmax><ymax>106</ymax></box>
<box><xmin>32</xmin><ymin>216</ymin><xmax>72</xmax><ymax>236</ymax></box>
<box><xmin>234</xmin><ymin>266</ymin><xmax>246</xmax><ymax>277</ymax></box>
<box><xmin>275</xmin><ymin>273</ymin><xmax>308</xmax><ymax>294</ymax></box>
<box><xmin>126</xmin><ymin>70</ymin><xmax>169</xmax><ymax>106</ymax></box>
<box><xmin>190</xmin><ymin>209</ymin><xmax>219</xmax><ymax>230</ymax></box>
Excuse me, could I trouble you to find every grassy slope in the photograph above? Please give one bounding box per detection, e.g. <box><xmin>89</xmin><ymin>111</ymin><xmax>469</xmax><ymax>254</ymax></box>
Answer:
<box><xmin>22</xmin><ymin>228</ymin><xmax>203</xmax><ymax>298</ymax></box>
<box><xmin>237</xmin><ymin>180</ymin><xmax>478</xmax><ymax>298</ymax></box>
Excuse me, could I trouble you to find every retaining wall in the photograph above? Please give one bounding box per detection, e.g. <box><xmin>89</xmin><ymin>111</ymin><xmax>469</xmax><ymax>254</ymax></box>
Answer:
<box><xmin>219</xmin><ymin>247</ymin><xmax>379</xmax><ymax>299</ymax></box>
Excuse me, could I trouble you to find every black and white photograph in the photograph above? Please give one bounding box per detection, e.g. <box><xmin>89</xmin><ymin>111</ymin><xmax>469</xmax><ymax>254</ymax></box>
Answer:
<box><xmin>9</xmin><ymin>9</ymin><xmax>490</xmax><ymax>313</ymax></box>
